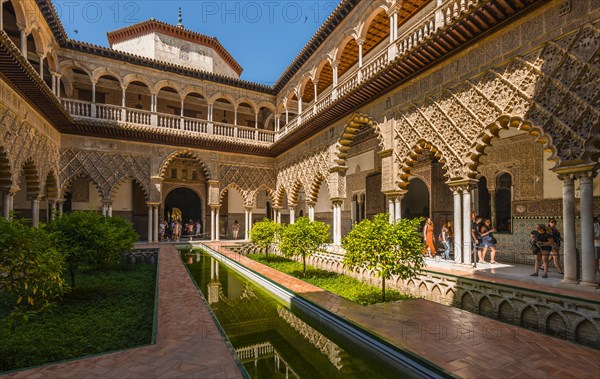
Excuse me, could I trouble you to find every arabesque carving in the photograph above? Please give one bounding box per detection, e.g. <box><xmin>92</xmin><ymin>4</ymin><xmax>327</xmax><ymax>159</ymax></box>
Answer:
<box><xmin>60</xmin><ymin>149</ymin><xmax>151</xmax><ymax>199</ymax></box>
<box><xmin>392</xmin><ymin>24</ymin><xmax>600</xmax><ymax>183</ymax></box>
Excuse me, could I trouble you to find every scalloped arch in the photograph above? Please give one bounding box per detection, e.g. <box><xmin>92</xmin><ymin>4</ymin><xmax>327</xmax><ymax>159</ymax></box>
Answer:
<box><xmin>158</xmin><ymin>150</ymin><xmax>211</xmax><ymax>180</ymax></box>
<box><xmin>466</xmin><ymin>115</ymin><xmax>560</xmax><ymax>178</ymax></box>
<box><xmin>396</xmin><ymin>139</ymin><xmax>450</xmax><ymax>189</ymax></box>
<box><xmin>335</xmin><ymin>113</ymin><xmax>379</xmax><ymax>166</ymax></box>
<box><xmin>219</xmin><ymin>183</ymin><xmax>246</xmax><ymax>206</ymax></box>
<box><xmin>109</xmin><ymin>175</ymin><xmax>150</xmax><ymax>201</ymax></box>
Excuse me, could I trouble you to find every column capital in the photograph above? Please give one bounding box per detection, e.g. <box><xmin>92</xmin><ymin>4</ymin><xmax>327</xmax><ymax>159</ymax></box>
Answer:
<box><xmin>329</xmin><ymin>165</ymin><xmax>348</xmax><ymax>174</ymax></box>
<box><xmin>447</xmin><ymin>179</ymin><xmax>478</xmax><ymax>193</ymax></box>
<box><xmin>306</xmin><ymin>201</ymin><xmax>316</xmax><ymax>207</ymax></box>
<box><xmin>553</xmin><ymin>163</ymin><xmax>597</xmax><ymax>177</ymax></box>
<box><xmin>356</xmin><ymin>37</ymin><xmax>365</xmax><ymax>46</ymax></box>
<box><xmin>330</xmin><ymin>198</ymin><xmax>344</xmax><ymax>206</ymax></box>
<box><xmin>383</xmin><ymin>190</ymin><xmax>407</xmax><ymax>198</ymax></box>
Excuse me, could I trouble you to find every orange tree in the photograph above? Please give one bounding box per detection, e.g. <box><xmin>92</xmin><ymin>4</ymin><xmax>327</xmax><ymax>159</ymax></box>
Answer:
<box><xmin>342</xmin><ymin>214</ymin><xmax>424</xmax><ymax>301</ymax></box>
<box><xmin>249</xmin><ymin>219</ymin><xmax>282</xmax><ymax>261</ymax></box>
<box><xmin>278</xmin><ymin>217</ymin><xmax>330</xmax><ymax>276</ymax></box>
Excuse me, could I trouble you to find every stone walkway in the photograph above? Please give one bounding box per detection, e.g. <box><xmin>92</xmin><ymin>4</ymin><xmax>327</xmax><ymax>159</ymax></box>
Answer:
<box><xmin>1</xmin><ymin>244</ymin><xmax>242</xmax><ymax>379</ymax></box>
<box><xmin>206</xmin><ymin>242</ymin><xmax>600</xmax><ymax>379</ymax></box>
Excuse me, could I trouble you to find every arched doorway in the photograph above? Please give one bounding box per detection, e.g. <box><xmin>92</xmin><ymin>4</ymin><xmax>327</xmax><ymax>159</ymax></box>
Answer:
<box><xmin>164</xmin><ymin>187</ymin><xmax>202</xmax><ymax>225</ymax></box>
<box><xmin>403</xmin><ymin>178</ymin><xmax>429</xmax><ymax>219</ymax></box>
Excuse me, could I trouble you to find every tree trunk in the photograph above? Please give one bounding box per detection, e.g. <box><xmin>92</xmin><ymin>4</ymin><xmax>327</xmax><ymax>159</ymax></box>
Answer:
<box><xmin>382</xmin><ymin>277</ymin><xmax>386</xmax><ymax>302</ymax></box>
<box><xmin>302</xmin><ymin>255</ymin><xmax>306</xmax><ymax>276</ymax></box>
<box><xmin>265</xmin><ymin>246</ymin><xmax>269</xmax><ymax>261</ymax></box>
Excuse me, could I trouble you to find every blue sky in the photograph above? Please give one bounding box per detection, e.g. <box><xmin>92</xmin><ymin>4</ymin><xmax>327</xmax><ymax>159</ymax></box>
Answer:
<box><xmin>52</xmin><ymin>0</ymin><xmax>339</xmax><ymax>85</ymax></box>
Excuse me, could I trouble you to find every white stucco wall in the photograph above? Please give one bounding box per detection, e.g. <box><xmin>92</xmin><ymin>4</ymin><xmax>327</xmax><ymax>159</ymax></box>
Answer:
<box><xmin>315</xmin><ymin>182</ymin><xmax>331</xmax><ymax>213</ymax></box>
<box><xmin>71</xmin><ymin>182</ymin><xmax>102</xmax><ymax>211</ymax></box>
<box><xmin>227</xmin><ymin>187</ymin><xmax>245</xmax><ymax>213</ymax></box>
<box><xmin>347</xmin><ymin>150</ymin><xmax>374</xmax><ymax>175</ymax></box>
<box><xmin>112</xmin><ymin>179</ymin><xmax>133</xmax><ymax>211</ymax></box>
<box><xmin>112</xmin><ymin>33</ymin><xmax>156</xmax><ymax>59</ymax></box>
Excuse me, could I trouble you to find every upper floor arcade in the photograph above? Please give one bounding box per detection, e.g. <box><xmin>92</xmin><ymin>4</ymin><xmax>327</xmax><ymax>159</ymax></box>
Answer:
<box><xmin>0</xmin><ymin>0</ymin><xmax>544</xmax><ymax>154</ymax></box>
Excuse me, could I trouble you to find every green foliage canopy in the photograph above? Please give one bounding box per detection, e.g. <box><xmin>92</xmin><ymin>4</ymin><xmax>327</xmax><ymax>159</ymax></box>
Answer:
<box><xmin>279</xmin><ymin>217</ymin><xmax>329</xmax><ymax>275</ymax></box>
<box><xmin>48</xmin><ymin>212</ymin><xmax>139</xmax><ymax>287</ymax></box>
<box><xmin>249</xmin><ymin>219</ymin><xmax>282</xmax><ymax>260</ymax></box>
<box><xmin>0</xmin><ymin>218</ymin><xmax>66</xmax><ymax>313</ymax></box>
<box><xmin>342</xmin><ymin>214</ymin><xmax>425</xmax><ymax>301</ymax></box>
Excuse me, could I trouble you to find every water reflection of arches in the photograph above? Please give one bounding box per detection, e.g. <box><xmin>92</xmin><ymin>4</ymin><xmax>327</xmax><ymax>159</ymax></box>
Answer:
<box><xmin>164</xmin><ymin>187</ymin><xmax>202</xmax><ymax>225</ymax></box>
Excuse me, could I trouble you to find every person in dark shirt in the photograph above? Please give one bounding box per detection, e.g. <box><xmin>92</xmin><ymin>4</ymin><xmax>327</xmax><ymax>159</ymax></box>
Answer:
<box><xmin>530</xmin><ymin>224</ymin><xmax>554</xmax><ymax>278</ymax></box>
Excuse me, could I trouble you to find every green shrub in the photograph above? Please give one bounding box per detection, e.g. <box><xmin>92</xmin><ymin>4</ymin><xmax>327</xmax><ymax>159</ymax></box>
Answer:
<box><xmin>0</xmin><ymin>218</ymin><xmax>66</xmax><ymax>314</ymax></box>
<box><xmin>47</xmin><ymin>212</ymin><xmax>139</xmax><ymax>287</ymax></box>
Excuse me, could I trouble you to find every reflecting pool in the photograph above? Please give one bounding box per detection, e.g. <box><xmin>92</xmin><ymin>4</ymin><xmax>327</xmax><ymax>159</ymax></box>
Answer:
<box><xmin>182</xmin><ymin>251</ymin><xmax>409</xmax><ymax>379</ymax></box>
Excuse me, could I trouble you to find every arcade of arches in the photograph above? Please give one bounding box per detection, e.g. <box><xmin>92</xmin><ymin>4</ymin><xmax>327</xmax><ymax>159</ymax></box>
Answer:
<box><xmin>0</xmin><ymin>0</ymin><xmax>599</xmax><ymax>292</ymax></box>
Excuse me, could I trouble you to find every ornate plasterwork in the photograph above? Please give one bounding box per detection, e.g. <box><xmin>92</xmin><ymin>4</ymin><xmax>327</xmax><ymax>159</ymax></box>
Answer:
<box><xmin>392</xmin><ymin>24</ymin><xmax>600</xmax><ymax>185</ymax></box>
<box><xmin>218</xmin><ymin>164</ymin><xmax>275</xmax><ymax>207</ymax></box>
<box><xmin>60</xmin><ymin>149</ymin><xmax>151</xmax><ymax>200</ymax></box>
<box><xmin>0</xmin><ymin>100</ymin><xmax>60</xmax><ymax>196</ymax></box>
<box><xmin>276</xmin><ymin>145</ymin><xmax>334</xmax><ymax>206</ymax></box>
<box><xmin>478</xmin><ymin>134</ymin><xmax>544</xmax><ymax>201</ymax></box>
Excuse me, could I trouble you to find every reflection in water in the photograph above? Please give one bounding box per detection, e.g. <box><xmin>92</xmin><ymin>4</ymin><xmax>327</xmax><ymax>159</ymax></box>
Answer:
<box><xmin>184</xmin><ymin>252</ymin><xmax>397</xmax><ymax>379</ymax></box>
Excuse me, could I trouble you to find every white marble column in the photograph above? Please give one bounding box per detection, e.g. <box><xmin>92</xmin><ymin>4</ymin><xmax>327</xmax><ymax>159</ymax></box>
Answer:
<box><xmin>38</xmin><ymin>54</ymin><xmax>44</xmax><ymax>77</ymax></box>
<box><xmin>20</xmin><ymin>29</ymin><xmax>27</xmax><ymax>56</ymax></box>
<box><xmin>332</xmin><ymin>202</ymin><xmax>342</xmax><ymax>244</ymax></box>
<box><xmin>289</xmin><ymin>208</ymin><xmax>295</xmax><ymax>224</ymax></box>
<box><xmin>453</xmin><ymin>189</ymin><xmax>462</xmax><ymax>264</ymax></box>
<box><xmin>579</xmin><ymin>174</ymin><xmax>596</xmax><ymax>286</ymax></box>
<box><xmin>246</xmin><ymin>208</ymin><xmax>252</xmax><ymax>237</ymax></box>
<box><xmin>244</xmin><ymin>208</ymin><xmax>249</xmax><ymax>239</ymax></box>
<box><xmin>213</xmin><ymin>207</ymin><xmax>221</xmax><ymax>241</ymax></box>
<box><xmin>462</xmin><ymin>189</ymin><xmax>472</xmax><ymax>265</ymax></box>
<box><xmin>101</xmin><ymin>203</ymin><xmax>107</xmax><ymax>217</ymax></box>
<box><xmin>57</xmin><ymin>200</ymin><xmax>63</xmax><ymax>216</ymax></box>
<box><xmin>561</xmin><ymin>176</ymin><xmax>577</xmax><ymax>284</ymax></box>
<box><xmin>31</xmin><ymin>198</ymin><xmax>40</xmax><ymax>227</ymax></box>
<box><xmin>147</xmin><ymin>204</ymin><xmax>153</xmax><ymax>242</ymax></box>
<box><xmin>153</xmin><ymin>205</ymin><xmax>159</xmax><ymax>242</ymax></box>
<box><xmin>387</xmin><ymin>195</ymin><xmax>395</xmax><ymax>223</ymax></box>
<box><xmin>394</xmin><ymin>196</ymin><xmax>402</xmax><ymax>222</ymax></box>
<box><xmin>308</xmin><ymin>203</ymin><xmax>315</xmax><ymax>222</ymax></box>
<box><xmin>211</xmin><ymin>207</ymin><xmax>216</xmax><ymax>241</ymax></box>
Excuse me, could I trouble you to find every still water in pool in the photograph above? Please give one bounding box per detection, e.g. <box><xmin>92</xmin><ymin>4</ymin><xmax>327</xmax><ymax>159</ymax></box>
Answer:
<box><xmin>182</xmin><ymin>251</ymin><xmax>406</xmax><ymax>379</ymax></box>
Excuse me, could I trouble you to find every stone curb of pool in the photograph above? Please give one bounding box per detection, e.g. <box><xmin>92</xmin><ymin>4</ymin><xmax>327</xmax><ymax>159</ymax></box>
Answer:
<box><xmin>178</xmin><ymin>242</ymin><xmax>456</xmax><ymax>379</ymax></box>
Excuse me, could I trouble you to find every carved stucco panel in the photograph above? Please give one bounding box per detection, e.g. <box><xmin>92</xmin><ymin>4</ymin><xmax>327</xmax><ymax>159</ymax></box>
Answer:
<box><xmin>0</xmin><ymin>104</ymin><xmax>60</xmax><ymax>193</ymax></box>
<box><xmin>60</xmin><ymin>149</ymin><xmax>151</xmax><ymax>199</ymax></box>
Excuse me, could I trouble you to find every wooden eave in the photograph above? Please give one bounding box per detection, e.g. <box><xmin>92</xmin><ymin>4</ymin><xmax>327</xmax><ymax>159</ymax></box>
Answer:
<box><xmin>270</xmin><ymin>0</ymin><xmax>546</xmax><ymax>156</ymax></box>
<box><xmin>0</xmin><ymin>31</ymin><xmax>72</xmax><ymax>129</ymax></box>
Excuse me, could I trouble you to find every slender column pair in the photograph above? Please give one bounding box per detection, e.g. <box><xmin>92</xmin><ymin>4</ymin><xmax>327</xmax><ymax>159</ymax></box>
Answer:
<box><xmin>561</xmin><ymin>172</ymin><xmax>597</xmax><ymax>287</ymax></box>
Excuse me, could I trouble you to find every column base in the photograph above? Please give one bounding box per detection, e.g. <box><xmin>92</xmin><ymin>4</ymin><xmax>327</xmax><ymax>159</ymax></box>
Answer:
<box><xmin>451</xmin><ymin>263</ymin><xmax>477</xmax><ymax>271</ymax></box>
<box><xmin>560</xmin><ymin>278</ymin><xmax>579</xmax><ymax>285</ymax></box>
<box><xmin>579</xmin><ymin>280</ymin><xmax>599</xmax><ymax>289</ymax></box>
